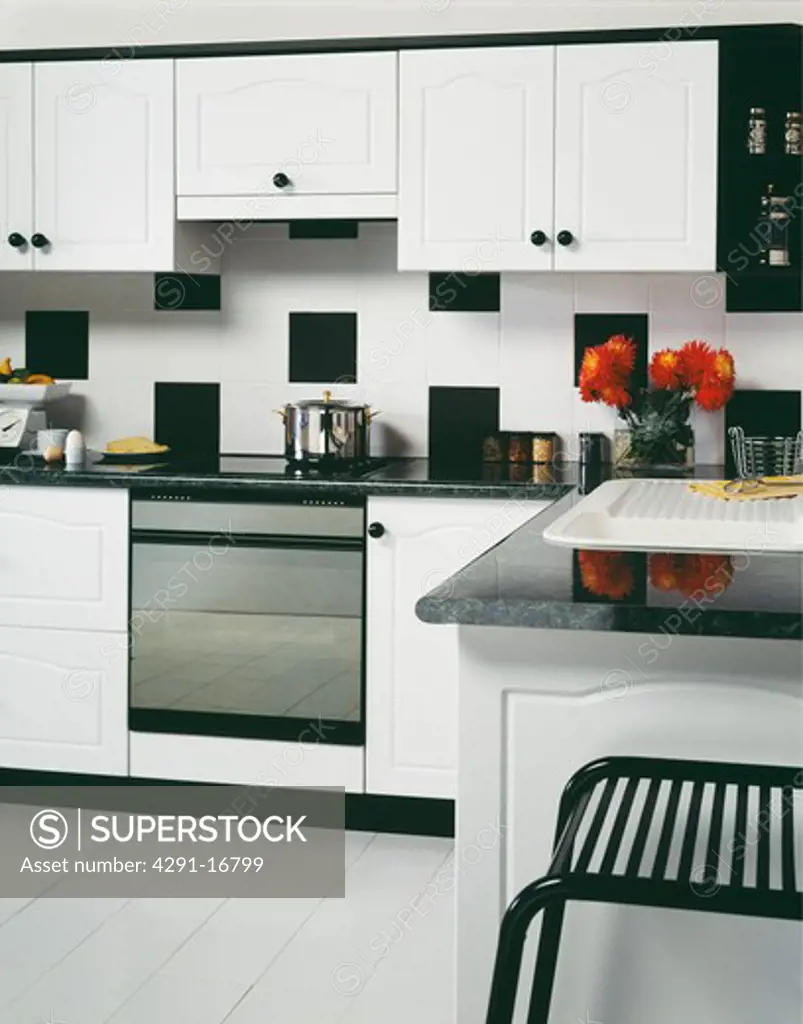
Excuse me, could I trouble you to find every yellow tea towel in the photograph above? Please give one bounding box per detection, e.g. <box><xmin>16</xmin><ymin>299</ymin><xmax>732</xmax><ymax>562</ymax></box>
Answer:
<box><xmin>689</xmin><ymin>476</ymin><xmax>803</xmax><ymax>501</ymax></box>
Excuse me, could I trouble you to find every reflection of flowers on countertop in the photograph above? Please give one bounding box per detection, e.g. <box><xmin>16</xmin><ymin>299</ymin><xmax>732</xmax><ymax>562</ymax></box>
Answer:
<box><xmin>649</xmin><ymin>553</ymin><xmax>735</xmax><ymax>598</ymax></box>
<box><xmin>577</xmin><ymin>550</ymin><xmax>635</xmax><ymax>601</ymax></box>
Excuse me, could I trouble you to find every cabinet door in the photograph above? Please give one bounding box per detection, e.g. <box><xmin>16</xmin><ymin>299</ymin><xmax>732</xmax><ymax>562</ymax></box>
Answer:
<box><xmin>177</xmin><ymin>52</ymin><xmax>397</xmax><ymax>196</ymax></box>
<box><xmin>33</xmin><ymin>60</ymin><xmax>174</xmax><ymax>271</ymax></box>
<box><xmin>366</xmin><ymin>496</ymin><xmax>551</xmax><ymax>799</ymax></box>
<box><xmin>0</xmin><ymin>487</ymin><xmax>129</xmax><ymax>632</ymax></box>
<box><xmin>554</xmin><ymin>40</ymin><xmax>718</xmax><ymax>271</ymax></box>
<box><xmin>0</xmin><ymin>626</ymin><xmax>128</xmax><ymax>774</ymax></box>
<box><xmin>398</xmin><ymin>47</ymin><xmax>556</xmax><ymax>271</ymax></box>
<box><xmin>0</xmin><ymin>64</ymin><xmax>34</xmax><ymax>271</ymax></box>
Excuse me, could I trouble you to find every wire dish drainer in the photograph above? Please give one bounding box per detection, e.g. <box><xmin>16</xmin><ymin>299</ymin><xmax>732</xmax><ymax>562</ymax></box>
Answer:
<box><xmin>727</xmin><ymin>426</ymin><xmax>803</xmax><ymax>493</ymax></box>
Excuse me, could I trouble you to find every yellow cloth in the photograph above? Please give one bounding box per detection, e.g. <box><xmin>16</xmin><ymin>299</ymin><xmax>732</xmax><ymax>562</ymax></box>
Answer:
<box><xmin>689</xmin><ymin>476</ymin><xmax>803</xmax><ymax>501</ymax></box>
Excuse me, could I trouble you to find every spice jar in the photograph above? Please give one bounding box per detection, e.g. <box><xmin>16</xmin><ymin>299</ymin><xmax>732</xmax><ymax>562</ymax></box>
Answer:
<box><xmin>748</xmin><ymin>107</ymin><xmax>767</xmax><ymax>154</ymax></box>
<box><xmin>532</xmin><ymin>432</ymin><xmax>557</xmax><ymax>464</ymax></box>
<box><xmin>760</xmin><ymin>184</ymin><xmax>792</xmax><ymax>267</ymax></box>
<box><xmin>507</xmin><ymin>432</ymin><xmax>533</xmax><ymax>463</ymax></box>
<box><xmin>482</xmin><ymin>433</ymin><xmax>505</xmax><ymax>462</ymax></box>
<box><xmin>785</xmin><ymin>112</ymin><xmax>802</xmax><ymax>155</ymax></box>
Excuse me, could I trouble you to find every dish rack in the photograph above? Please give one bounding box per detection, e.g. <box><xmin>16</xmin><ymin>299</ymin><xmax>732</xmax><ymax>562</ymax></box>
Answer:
<box><xmin>728</xmin><ymin>426</ymin><xmax>803</xmax><ymax>490</ymax></box>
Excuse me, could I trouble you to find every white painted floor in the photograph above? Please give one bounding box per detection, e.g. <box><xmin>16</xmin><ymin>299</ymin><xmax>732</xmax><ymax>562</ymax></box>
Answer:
<box><xmin>0</xmin><ymin>832</ymin><xmax>455</xmax><ymax>1023</ymax></box>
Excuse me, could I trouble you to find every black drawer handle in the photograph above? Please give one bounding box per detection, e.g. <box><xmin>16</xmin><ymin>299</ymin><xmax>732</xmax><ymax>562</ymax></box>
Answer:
<box><xmin>530</xmin><ymin>230</ymin><xmax>548</xmax><ymax>247</ymax></box>
<box><xmin>368</xmin><ymin>522</ymin><xmax>385</xmax><ymax>539</ymax></box>
<box><xmin>31</xmin><ymin>233</ymin><xmax>50</xmax><ymax>249</ymax></box>
<box><xmin>557</xmin><ymin>230</ymin><xmax>574</xmax><ymax>247</ymax></box>
<box><xmin>272</xmin><ymin>172</ymin><xmax>291</xmax><ymax>189</ymax></box>
<box><xmin>7</xmin><ymin>232</ymin><xmax>27</xmax><ymax>249</ymax></box>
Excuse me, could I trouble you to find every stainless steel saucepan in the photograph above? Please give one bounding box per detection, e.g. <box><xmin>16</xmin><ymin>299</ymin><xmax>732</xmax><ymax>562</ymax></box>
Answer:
<box><xmin>278</xmin><ymin>390</ymin><xmax>377</xmax><ymax>463</ymax></box>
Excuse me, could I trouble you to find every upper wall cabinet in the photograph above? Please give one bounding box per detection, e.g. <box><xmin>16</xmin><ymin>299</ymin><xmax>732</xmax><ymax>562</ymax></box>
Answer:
<box><xmin>176</xmin><ymin>53</ymin><xmax>398</xmax><ymax>220</ymax></box>
<box><xmin>0</xmin><ymin>59</ymin><xmax>176</xmax><ymax>272</ymax></box>
<box><xmin>399</xmin><ymin>47</ymin><xmax>555</xmax><ymax>272</ymax></box>
<box><xmin>399</xmin><ymin>40</ymin><xmax>718</xmax><ymax>272</ymax></box>
<box><xmin>0</xmin><ymin>65</ymin><xmax>33</xmax><ymax>272</ymax></box>
<box><xmin>554</xmin><ymin>41</ymin><xmax>718</xmax><ymax>272</ymax></box>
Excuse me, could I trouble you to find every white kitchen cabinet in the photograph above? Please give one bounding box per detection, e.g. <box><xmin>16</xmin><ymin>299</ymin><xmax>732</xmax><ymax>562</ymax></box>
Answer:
<box><xmin>177</xmin><ymin>52</ymin><xmax>397</xmax><ymax>210</ymax></box>
<box><xmin>0</xmin><ymin>625</ymin><xmax>128</xmax><ymax>774</ymax></box>
<box><xmin>0</xmin><ymin>64</ymin><xmax>34</xmax><ymax>271</ymax></box>
<box><xmin>0</xmin><ymin>487</ymin><xmax>129</xmax><ymax>632</ymax></box>
<box><xmin>457</xmin><ymin>627</ymin><xmax>802</xmax><ymax>1024</ymax></box>
<box><xmin>554</xmin><ymin>41</ymin><xmax>718</xmax><ymax>271</ymax></box>
<box><xmin>365</xmin><ymin>496</ymin><xmax>551</xmax><ymax>799</ymax></box>
<box><xmin>33</xmin><ymin>59</ymin><xmax>175</xmax><ymax>271</ymax></box>
<box><xmin>398</xmin><ymin>47</ymin><xmax>555</xmax><ymax>272</ymax></box>
<box><xmin>399</xmin><ymin>40</ymin><xmax>717</xmax><ymax>272</ymax></box>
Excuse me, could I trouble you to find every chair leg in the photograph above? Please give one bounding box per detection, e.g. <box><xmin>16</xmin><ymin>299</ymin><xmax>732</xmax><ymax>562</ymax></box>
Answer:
<box><xmin>526</xmin><ymin>902</ymin><xmax>566</xmax><ymax>1024</ymax></box>
<box><xmin>486</xmin><ymin>877</ymin><xmax>568</xmax><ymax>1024</ymax></box>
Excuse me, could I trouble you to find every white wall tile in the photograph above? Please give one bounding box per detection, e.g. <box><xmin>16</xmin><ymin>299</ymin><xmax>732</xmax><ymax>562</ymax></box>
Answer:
<box><xmin>220</xmin><ymin>382</ymin><xmax>286</xmax><ymax>455</ymax></box>
<box><xmin>574</xmin><ymin>273</ymin><xmax>650</xmax><ymax>314</ymax></box>
<box><xmin>725</xmin><ymin>312</ymin><xmax>803</xmax><ymax>391</ymax></box>
<box><xmin>500</xmin><ymin>274</ymin><xmax>574</xmax><ymax>438</ymax></box>
<box><xmin>649</xmin><ymin>273</ymin><xmax>726</xmax><ymax>355</ymax></box>
<box><xmin>54</xmin><ymin>380</ymin><xmax>154</xmax><ymax>451</ymax></box>
<box><xmin>425</xmin><ymin>312</ymin><xmax>500</xmax><ymax>387</ymax></box>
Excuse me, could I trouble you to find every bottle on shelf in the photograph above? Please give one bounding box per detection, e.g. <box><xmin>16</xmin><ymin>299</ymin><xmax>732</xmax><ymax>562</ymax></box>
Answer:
<box><xmin>759</xmin><ymin>184</ymin><xmax>792</xmax><ymax>268</ymax></box>
<box><xmin>785</xmin><ymin>111</ymin><xmax>802</xmax><ymax>155</ymax></box>
<box><xmin>747</xmin><ymin>107</ymin><xmax>767</xmax><ymax>154</ymax></box>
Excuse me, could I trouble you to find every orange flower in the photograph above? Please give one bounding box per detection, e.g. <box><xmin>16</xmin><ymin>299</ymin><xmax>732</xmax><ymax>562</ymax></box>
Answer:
<box><xmin>678</xmin><ymin>340</ymin><xmax>716</xmax><ymax>389</ymax></box>
<box><xmin>579</xmin><ymin>335</ymin><xmax>637</xmax><ymax>409</ymax></box>
<box><xmin>649</xmin><ymin>554</ymin><xmax>734</xmax><ymax>597</ymax></box>
<box><xmin>578</xmin><ymin>551</ymin><xmax>634</xmax><ymax>600</ymax></box>
<box><xmin>649</xmin><ymin>553</ymin><xmax>680</xmax><ymax>590</ymax></box>
<box><xmin>650</xmin><ymin>349</ymin><xmax>683</xmax><ymax>390</ymax></box>
<box><xmin>696</xmin><ymin>346</ymin><xmax>735</xmax><ymax>411</ymax></box>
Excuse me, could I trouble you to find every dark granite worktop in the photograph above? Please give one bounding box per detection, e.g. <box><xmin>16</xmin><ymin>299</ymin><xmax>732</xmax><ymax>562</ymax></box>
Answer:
<box><xmin>0</xmin><ymin>453</ymin><xmax>575</xmax><ymax>500</ymax></box>
<box><xmin>416</xmin><ymin>479</ymin><xmax>803</xmax><ymax>641</ymax></box>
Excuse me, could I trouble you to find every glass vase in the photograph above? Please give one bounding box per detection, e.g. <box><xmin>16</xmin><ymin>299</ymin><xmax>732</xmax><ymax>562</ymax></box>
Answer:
<box><xmin>614</xmin><ymin>427</ymin><xmax>695</xmax><ymax>472</ymax></box>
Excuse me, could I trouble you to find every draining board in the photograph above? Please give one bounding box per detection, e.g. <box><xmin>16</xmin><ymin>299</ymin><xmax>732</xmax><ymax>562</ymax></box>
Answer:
<box><xmin>543</xmin><ymin>479</ymin><xmax>803</xmax><ymax>554</ymax></box>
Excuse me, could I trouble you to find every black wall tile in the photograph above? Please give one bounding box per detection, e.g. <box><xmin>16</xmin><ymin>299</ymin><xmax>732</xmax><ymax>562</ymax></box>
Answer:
<box><xmin>154</xmin><ymin>274</ymin><xmax>221</xmax><ymax>311</ymax></box>
<box><xmin>25</xmin><ymin>311</ymin><xmax>89</xmax><ymax>380</ymax></box>
<box><xmin>428</xmin><ymin>386</ymin><xmax>500</xmax><ymax>468</ymax></box>
<box><xmin>574</xmin><ymin>313</ymin><xmax>649</xmax><ymax>391</ymax></box>
<box><xmin>154</xmin><ymin>382</ymin><xmax>220</xmax><ymax>457</ymax></box>
<box><xmin>289</xmin><ymin>312</ymin><xmax>357</xmax><ymax>384</ymax></box>
<box><xmin>725</xmin><ymin>388</ymin><xmax>802</xmax><ymax>475</ymax></box>
<box><xmin>429</xmin><ymin>273</ymin><xmax>501</xmax><ymax>312</ymax></box>
<box><xmin>289</xmin><ymin>220</ymin><xmax>359</xmax><ymax>239</ymax></box>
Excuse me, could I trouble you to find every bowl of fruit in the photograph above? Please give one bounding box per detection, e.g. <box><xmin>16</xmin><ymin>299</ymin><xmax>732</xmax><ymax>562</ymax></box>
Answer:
<box><xmin>0</xmin><ymin>358</ymin><xmax>71</xmax><ymax>404</ymax></box>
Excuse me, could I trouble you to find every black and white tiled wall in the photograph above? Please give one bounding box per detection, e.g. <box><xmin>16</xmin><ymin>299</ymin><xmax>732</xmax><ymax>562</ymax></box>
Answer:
<box><xmin>0</xmin><ymin>221</ymin><xmax>800</xmax><ymax>463</ymax></box>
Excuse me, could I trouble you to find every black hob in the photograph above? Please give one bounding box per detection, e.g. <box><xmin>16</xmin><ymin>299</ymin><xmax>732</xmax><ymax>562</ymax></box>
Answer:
<box><xmin>215</xmin><ymin>455</ymin><xmax>389</xmax><ymax>478</ymax></box>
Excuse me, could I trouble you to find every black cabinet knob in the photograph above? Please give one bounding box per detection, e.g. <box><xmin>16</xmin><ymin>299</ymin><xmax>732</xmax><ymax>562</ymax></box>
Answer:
<box><xmin>7</xmin><ymin>233</ymin><xmax>27</xmax><ymax>249</ymax></box>
<box><xmin>272</xmin><ymin>172</ymin><xmax>291</xmax><ymax>189</ymax></box>
<box><xmin>367</xmin><ymin>522</ymin><xmax>385</xmax><ymax>539</ymax></box>
<box><xmin>529</xmin><ymin>230</ymin><xmax>547</xmax><ymax>247</ymax></box>
<box><xmin>31</xmin><ymin>233</ymin><xmax>50</xmax><ymax>249</ymax></box>
<box><xmin>556</xmin><ymin>230</ymin><xmax>574</xmax><ymax>247</ymax></box>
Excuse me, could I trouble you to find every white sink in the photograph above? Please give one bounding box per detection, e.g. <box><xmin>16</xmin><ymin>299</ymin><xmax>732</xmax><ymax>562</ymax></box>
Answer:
<box><xmin>543</xmin><ymin>478</ymin><xmax>803</xmax><ymax>554</ymax></box>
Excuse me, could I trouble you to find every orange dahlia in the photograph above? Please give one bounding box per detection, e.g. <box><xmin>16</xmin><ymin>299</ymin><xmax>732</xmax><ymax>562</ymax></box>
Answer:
<box><xmin>696</xmin><ymin>346</ymin><xmax>736</xmax><ymax>411</ymax></box>
<box><xmin>650</xmin><ymin>349</ymin><xmax>684</xmax><ymax>390</ymax></box>
<box><xmin>678</xmin><ymin>340</ymin><xmax>716</xmax><ymax>389</ymax></box>
<box><xmin>579</xmin><ymin>335</ymin><xmax>637</xmax><ymax>409</ymax></box>
<box><xmin>578</xmin><ymin>550</ymin><xmax>634</xmax><ymax>600</ymax></box>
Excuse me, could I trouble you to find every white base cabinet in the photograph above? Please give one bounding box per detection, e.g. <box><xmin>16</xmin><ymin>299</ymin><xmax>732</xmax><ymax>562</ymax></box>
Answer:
<box><xmin>0</xmin><ymin>487</ymin><xmax>129</xmax><ymax>776</ymax></box>
<box><xmin>0</xmin><ymin>487</ymin><xmax>129</xmax><ymax>631</ymax></box>
<box><xmin>0</xmin><ymin>626</ymin><xmax>128</xmax><ymax>775</ymax></box>
<box><xmin>456</xmin><ymin>626</ymin><xmax>803</xmax><ymax>1024</ymax></box>
<box><xmin>365</xmin><ymin>496</ymin><xmax>552</xmax><ymax>799</ymax></box>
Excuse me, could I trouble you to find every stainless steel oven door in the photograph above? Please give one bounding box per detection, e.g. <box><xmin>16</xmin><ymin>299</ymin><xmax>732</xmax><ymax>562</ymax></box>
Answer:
<box><xmin>129</xmin><ymin>498</ymin><xmax>364</xmax><ymax>745</ymax></box>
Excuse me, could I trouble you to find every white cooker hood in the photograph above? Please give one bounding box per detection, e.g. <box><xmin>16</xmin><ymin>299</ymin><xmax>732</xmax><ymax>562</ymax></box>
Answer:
<box><xmin>543</xmin><ymin>479</ymin><xmax>803</xmax><ymax>554</ymax></box>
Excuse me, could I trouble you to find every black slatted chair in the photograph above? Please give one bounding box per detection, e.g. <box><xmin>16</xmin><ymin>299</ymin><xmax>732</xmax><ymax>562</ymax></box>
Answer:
<box><xmin>486</xmin><ymin>756</ymin><xmax>803</xmax><ymax>1024</ymax></box>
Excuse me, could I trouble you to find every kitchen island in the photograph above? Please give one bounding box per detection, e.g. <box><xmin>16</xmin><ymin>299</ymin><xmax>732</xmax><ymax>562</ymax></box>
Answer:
<box><xmin>417</xmin><ymin>487</ymin><xmax>803</xmax><ymax>1024</ymax></box>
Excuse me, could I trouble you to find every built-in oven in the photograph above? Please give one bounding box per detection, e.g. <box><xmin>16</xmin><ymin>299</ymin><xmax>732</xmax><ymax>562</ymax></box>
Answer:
<box><xmin>129</xmin><ymin>490</ymin><xmax>365</xmax><ymax>751</ymax></box>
